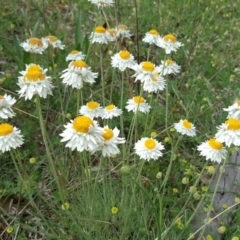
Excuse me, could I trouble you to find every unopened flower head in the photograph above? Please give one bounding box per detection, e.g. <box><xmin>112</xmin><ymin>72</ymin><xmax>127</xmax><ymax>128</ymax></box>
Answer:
<box><xmin>60</xmin><ymin>115</ymin><xmax>103</xmax><ymax>152</ymax></box>
<box><xmin>111</xmin><ymin>206</ymin><xmax>118</xmax><ymax>214</ymax></box>
<box><xmin>174</xmin><ymin>119</ymin><xmax>196</xmax><ymax>137</ymax></box>
<box><xmin>88</xmin><ymin>0</ymin><xmax>114</xmax><ymax>8</ymax></box>
<box><xmin>66</xmin><ymin>50</ymin><xmax>85</xmax><ymax>61</ymax></box>
<box><xmin>79</xmin><ymin>101</ymin><xmax>103</xmax><ymax>118</ymax></box>
<box><xmin>159</xmin><ymin>59</ymin><xmax>181</xmax><ymax>75</ymax></box>
<box><xmin>18</xmin><ymin>64</ymin><xmax>53</xmax><ymax>100</ymax></box>
<box><xmin>197</xmin><ymin>138</ymin><xmax>227</xmax><ymax>163</ymax></box>
<box><xmin>157</xmin><ymin>34</ymin><xmax>183</xmax><ymax>54</ymax></box>
<box><xmin>106</xmin><ymin>29</ymin><xmax>117</xmax><ymax>42</ymax></box>
<box><xmin>60</xmin><ymin>60</ymin><xmax>98</xmax><ymax>89</ymax></box>
<box><xmin>126</xmin><ymin>96</ymin><xmax>151</xmax><ymax>114</ymax></box>
<box><xmin>115</xmin><ymin>24</ymin><xmax>132</xmax><ymax>40</ymax></box>
<box><xmin>111</xmin><ymin>50</ymin><xmax>136</xmax><ymax>71</ymax></box>
<box><xmin>0</xmin><ymin>94</ymin><xmax>16</xmax><ymax>119</ymax></box>
<box><xmin>142</xmin><ymin>29</ymin><xmax>162</xmax><ymax>45</ymax></box>
<box><xmin>44</xmin><ymin>35</ymin><xmax>65</xmax><ymax>49</ymax></box>
<box><xmin>90</xmin><ymin>26</ymin><xmax>108</xmax><ymax>44</ymax></box>
<box><xmin>92</xmin><ymin>126</ymin><xmax>125</xmax><ymax>157</ymax></box>
<box><xmin>223</xmin><ymin>100</ymin><xmax>240</xmax><ymax>119</ymax></box>
<box><xmin>142</xmin><ymin>73</ymin><xmax>166</xmax><ymax>93</ymax></box>
<box><xmin>0</xmin><ymin>123</ymin><xmax>24</xmax><ymax>153</ymax></box>
<box><xmin>134</xmin><ymin>137</ymin><xmax>164</xmax><ymax>161</ymax></box>
<box><xmin>20</xmin><ymin>37</ymin><xmax>48</xmax><ymax>54</ymax></box>
<box><xmin>102</xmin><ymin>104</ymin><xmax>122</xmax><ymax>119</ymax></box>
<box><xmin>215</xmin><ymin>118</ymin><xmax>240</xmax><ymax>147</ymax></box>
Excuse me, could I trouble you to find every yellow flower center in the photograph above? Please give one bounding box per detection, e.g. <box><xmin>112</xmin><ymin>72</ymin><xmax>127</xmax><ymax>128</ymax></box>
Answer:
<box><xmin>144</xmin><ymin>138</ymin><xmax>156</xmax><ymax>149</ymax></box>
<box><xmin>0</xmin><ymin>95</ymin><xmax>3</xmax><ymax>100</ymax></box>
<box><xmin>182</xmin><ymin>119</ymin><xmax>192</xmax><ymax>129</ymax></box>
<box><xmin>70</xmin><ymin>50</ymin><xmax>79</xmax><ymax>55</ymax></box>
<box><xmin>24</xmin><ymin>65</ymin><xmax>45</xmax><ymax>81</ymax></box>
<box><xmin>0</xmin><ymin>123</ymin><xmax>14</xmax><ymax>136</ymax></box>
<box><xmin>87</xmin><ymin>101</ymin><xmax>99</xmax><ymax>110</ymax></box>
<box><xmin>106</xmin><ymin>104</ymin><xmax>115</xmax><ymax>111</ymax></box>
<box><xmin>118</xmin><ymin>24</ymin><xmax>128</xmax><ymax>30</ymax></box>
<box><xmin>102</xmin><ymin>128</ymin><xmax>114</xmax><ymax>140</ymax></box>
<box><xmin>94</xmin><ymin>26</ymin><xmax>106</xmax><ymax>34</ymax></box>
<box><xmin>72</xmin><ymin>116</ymin><xmax>93</xmax><ymax>133</ymax></box>
<box><xmin>107</xmin><ymin>29</ymin><xmax>116</xmax><ymax>36</ymax></box>
<box><xmin>133</xmin><ymin>96</ymin><xmax>145</xmax><ymax>104</ymax></box>
<box><xmin>142</xmin><ymin>61</ymin><xmax>155</xmax><ymax>72</ymax></box>
<box><xmin>226</xmin><ymin>118</ymin><xmax>240</xmax><ymax>130</ymax></box>
<box><xmin>119</xmin><ymin>50</ymin><xmax>130</xmax><ymax>60</ymax></box>
<box><xmin>46</xmin><ymin>35</ymin><xmax>57</xmax><ymax>42</ymax></box>
<box><xmin>28</xmin><ymin>37</ymin><xmax>43</xmax><ymax>47</ymax></box>
<box><xmin>149</xmin><ymin>29</ymin><xmax>159</xmax><ymax>35</ymax></box>
<box><xmin>163</xmin><ymin>34</ymin><xmax>177</xmax><ymax>43</ymax></box>
<box><xmin>208</xmin><ymin>138</ymin><xmax>223</xmax><ymax>150</ymax></box>
<box><xmin>71</xmin><ymin>60</ymin><xmax>88</xmax><ymax>68</ymax></box>
<box><xmin>166</xmin><ymin>59</ymin><xmax>174</xmax><ymax>66</ymax></box>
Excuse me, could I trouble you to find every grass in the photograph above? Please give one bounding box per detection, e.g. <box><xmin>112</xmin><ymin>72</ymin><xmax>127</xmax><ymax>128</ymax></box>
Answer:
<box><xmin>1</xmin><ymin>0</ymin><xmax>240</xmax><ymax>239</ymax></box>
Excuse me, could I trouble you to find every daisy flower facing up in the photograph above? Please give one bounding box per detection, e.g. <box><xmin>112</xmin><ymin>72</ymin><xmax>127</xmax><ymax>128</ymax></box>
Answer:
<box><xmin>0</xmin><ymin>94</ymin><xmax>16</xmax><ymax>119</ymax></box>
<box><xmin>134</xmin><ymin>137</ymin><xmax>164</xmax><ymax>161</ymax></box>
<box><xmin>60</xmin><ymin>115</ymin><xmax>103</xmax><ymax>152</ymax></box>
<box><xmin>88</xmin><ymin>0</ymin><xmax>114</xmax><ymax>8</ymax></box>
<box><xmin>126</xmin><ymin>96</ymin><xmax>151</xmax><ymax>114</ymax></box>
<box><xmin>0</xmin><ymin>123</ymin><xmax>24</xmax><ymax>153</ymax></box>
<box><xmin>79</xmin><ymin>101</ymin><xmax>103</xmax><ymax>118</ymax></box>
<box><xmin>44</xmin><ymin>35</ymin><xmax>65</xmax><ymax>49</ymax></box>
<box><xmin>115</xmin><ymin>24</ymin><xmax>132</xmax><ymax>40</ymax></box>
<box><xmin>174</xmin><ymin>119</ymin><xmax>196</xmax><ymax>137</ymax></box>
<box><xmin>132</xmin><ymin>61</ymin><xmax>161</xmax><ymax>83</ymax></box>
<box><xmin>92</xmin><ymin>126</ymin><xmax>125</xmax><ymax>157</ymax></box>
<box><xmin>197</xmin><ymin>138</ymin><xmax>227</xmax><ymax>163</ymax></box>
<box><xmin>111</xmin><ymin>50</ymin><xmax>136</xmax><ymax>71</ymax></box>
<box><xmin>159</xmin><ymin>59</ymin><xmax>181</xmax><ymax>76</ymax></box>
<box><xmin>60</xmin><ymin>60</ymin><xmax>98</xmax><ymax>89</ymax></box>
<box><xmin>102</xmin><ymin>104</ymin><xmax>122</xmax><ymax>119</ymax></box>
<box><xmin>215</xmin><ymin>118</ymin><xmax>240</xmax><ymax>147</ymax></box>
<box><xmin>223</xmin><ymin>100</ymin><xmax>240</xmax><ymax>119</ymax></box>
<box><xmin>66</xmin><ymin>50</ymin><xmax>85</xmax><ymax>61</ymax></box>
<box><xmin>142</xmin><ymin>73</ymin><xmax>166</xmax><ymax>93</ymax></box>
<box><xmin>90</xmin><ymin>26</ymin><xmax>108</xmax><ymax>44</ymax></box>
<box><xmin>142</xmin><ymin>29</ymin><xmax>162</xmax><ymax>45</ymax></box>
<box><xmin>18</xmin><ymin>64</ymin><xmax>54</xmax><ymax>100</ymax></box>
<box><xmin>20</xmin><ymin>37</ymin><xmax>48</xmax><ymax>54</ymax></box>
<box><xmin>157</xmin><ymin>34</ymin><xmax>183</xmax><ymax>54</ymax></box>
<box><xmin>106</xmin><ymin>29</ymin><xmax>117</xmax><ymax>42</ymax></box>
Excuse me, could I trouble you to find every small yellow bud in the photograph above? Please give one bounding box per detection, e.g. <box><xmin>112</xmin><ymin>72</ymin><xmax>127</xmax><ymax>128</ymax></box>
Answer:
<box><xmin>156</xmin><ymin>172</ymin><xmax>162</xmax><ymax>179</ymax></box>
<box><xmin>111</xmin><ymin>207</ymin><xmax>118</xmax><ymax>214</ymax></box>
<box><xmin>182</xmin><ymin>177</ymin><xmax>189</xmax><ymax>184</ymax></box>
<box><xmin>218</xmin><ymin>226</ymin><xmax>226</xmax><ymax>234</ymax></box>
<box><xmin>61</xmin><ymin>202</ymin><xmax>70</xmax><ymax>210</ymax></box>
<box><xmin>29</xmin><ymin>157</ymin><xmax>36</xmax><ymax>164</ymax></box>
<box><xmin>6</xmin><ymin>226</ymin><xmax>13</xmax><ymax>233</ymax></box>
<box><xmin>150</xmin><ymin>131</ymin><xmax>157</xmax><ymax>138</ymax></box>
<box><xmin>173</xmin><ymin>188</ymin><xmax>178</xmax><ymax>193</ymax></box>
<box><xmin>207</xmin><ymin>166</ymin><xmax>215</xmax><ymax>174</ymax></box>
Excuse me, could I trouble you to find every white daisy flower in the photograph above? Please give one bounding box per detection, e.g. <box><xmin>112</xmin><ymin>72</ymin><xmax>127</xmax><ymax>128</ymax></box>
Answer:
<box><xmin>89</xmin><ymin>26</ymin><xmax>109</xmax><ymax>44</ymax></box>
<box><xmin>157</xmin><ymin>34</ymin><xmax>183</xmax><ymax>54</ymax></box>
<box><xmin>44</xmin><ymin>35</ymin><xmax>65</xmax><ymax>49</ymax></box>
<box><xmin>92</xmin><ymin>126</ymin><xmax>125</xmax><ymax>157</ymax></box>
<box><xmin>111</xmin><ymin>50</ymin><xmax>136</xmax><ymax>71</ymax></box>
<box><xmin>88</xmin><ymin>0</ymin><xmax>114</xmax><ymax>8</ymax></box>
<box><xmin>126</xmin><ymin>96</ymin><xmax>151</xmax><ymax>114</ymax></box>
<box><xmin>0</xmin><ymin>123</ymin><xmax>24</xmax><ymax>153</ymax></box>
<box><xmin>142</xmin><ymin>29</ymin><xmax>162</xmax><ymax>45</ymax></box>
<box><xmin>102</xmin><ymin>104</ymin><xmax>122</xmax><ymax>119</ymax></box>
<box><xmin>134</xmin><ymin>137</ymin><xmax>164</xmax><ymax>161</ymax></box>
<box><xmin>60</xmin><ymin>115</ymin><xmax>103</xmax><ymax>152</ymax></box>
<box><xmin>115</xmin><ymin>24</ymin><xmax>132</xmax><ymax>40</ymax></box>
<box><xmin>17</xmin><ymin>64</ymin><xmax>54</xmax><ymax>100</ymax></box>
<box><xmin>132</xmin><ymin>61</ymin><xmax>161</xmax><ymax>83</ymax></box>
<box><xmin>158</xmin><ymin>59</ymin><xmax>181</xmax><ymax>75</ymax></box>
<box><xmin>223</xmin><ymin>101</ymin><xmax>240</xmax><ymax>119</ymax></box>
<box><xmin>0</xmin><ymin>94</ymin><xmax>16</xmax><ymax>119</ymax></box>
<box><xmin>142</xmin><ymin>73</ymin><xmax>166</xmax><ymax>93</ymax></box>
<box><xmin>20</xmin><ymin>37</ymin><xmax>48</xmax><ymax>54</ymax></box>
<box><xmin>215</xmin><ymin>118</ymin><xmax>240</xmax><ymax>147</ymax></box>
<box><xmin>197</xmin><ymin>138</ymin><xmax>227</xmax><ymax>163</ymax></box>
<box><xmin>79</xmin><ymin>101</ymin><xmax>104</xmax><ymax>118</ymax></box>
<box><xmin>106</xmin><ymin>29</ymin><xmax>117</xmax><ymax>42</ymax></box>
<box><xmin>60</xmin><ymin>60</ymin><xmax>98</xmax><ymax>89</ymax></box>
<box><xmin>174</xmin><ymin>119</ymin><xmax>196</xmax><ymax>137</ymax></box>
<box><xmin>66</xmin><ymin>50</ymin><xmax>86</xmax><ymax>61</ymax></box>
